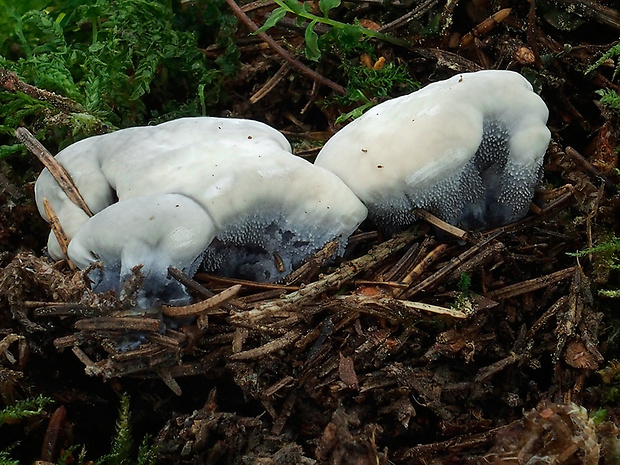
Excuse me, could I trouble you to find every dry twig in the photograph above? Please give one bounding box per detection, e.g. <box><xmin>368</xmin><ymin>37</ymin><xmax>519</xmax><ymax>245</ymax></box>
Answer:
<box><xmin>484</xmin><ymin>267</ymin><xmax>576</xmax><ymax>301</ymax></box>
<box><xmin>42</xmin><ymin>198</ymin><xmax>76</xmax><ymax>269</ymax></box>
<box><xmin>16</xmin><ymin>127</ymin><xmax>93</xmax><ymax>217</ymax></box>
<box><xmin>229</xmin><ymin>328</ymin><xmax>303</xmax><ymax>360</ymax></box>
<box><xmin>231</xmin><ymin>228</ymin><xmax>422</xmax><ymax>322</ymax></box>
<box><xmin>0</xmin><ymin>68</ymin><xmax>83</xmax><ymax>113</ymax></box>
<box><xmin>224</xmin><ymin>0</ymin><xmax>347</xmax><ymax>94</ymax></box>
<box><xmin>336</xmin><ymin>294</ymin><xmax>470</xmax><ymax>319</ymax></box>
<box><xmin>161</xmin><ymin>284</ymin><xmax>242</xmax><ymax>317</ymax></box>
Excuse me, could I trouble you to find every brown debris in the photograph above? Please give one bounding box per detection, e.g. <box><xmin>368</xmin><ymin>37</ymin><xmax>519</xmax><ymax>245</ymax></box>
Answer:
<box><xmin>161</xmin><ymin>284</ymin><xmax>242</xmax><ymax>317</ymax></box>
<box><xmin>0</xmin><ymin>68</ymin><xmax>83</xmax><ymax>114</ymax></box>
<box><xmin>0</xmin><ymin>165</ymin><xmax>604</xmax><ymax>460</ymax></box>
<box><xmin>40</xmin><ymin>405</ymin><xmax>67</xmax><ymax>463</ymax></box>
<box><xmin>338</xmin><ymin>352</ymin><xmax>359</xmax><ymax>389</ymax></box>
<box><xmin>4</xmin><ymin>1</ymin><xmax>620</xmax><ymax>462</ymax></box>
<box><xmin>316</xmin><ymin>408</ymin><xmax>386</xmax><ymax>465</ymax></box>
<box><xmin>223</xmin><ymin>0</ymin><xmax>346</xmax><ymax>94</ymax></box>
<box><xmin>484</xmin><ymin>266</ymin><xmax>576</xmax><ymax>300</ymax></box>
<box><xmin>155</xmin><ymin>389</ymin><xmax>276</xmax><ymax>462</ymax></box>
<box><xmin>460</xmin><ymin>8</ymin><xmax>512</xmax><ymax>47</ymax></box>
<box><xmin>231</xmin><ymin>227</ymin><xmax>423</xmax><ymax>323</ymax></box>
<box><xmin>41</xmin><ymin>199</ymin><xmax>74</xmax><ymax>269</ymax></box>
<box><xmin>487</xmin><ymin>402</ymin><xmax>600</xmax><ymax>464</ymax></box>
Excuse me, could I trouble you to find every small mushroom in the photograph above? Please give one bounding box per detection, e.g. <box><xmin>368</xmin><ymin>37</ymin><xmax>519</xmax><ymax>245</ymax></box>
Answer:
<box><xmin>68</xmin><ymin>194</ymin><xmax>216</xmax><ymax>305</ymax></box>
<box><xmin>314</xmin><ymin>70</ymin><xmax>551</xmax><ymax>230</ymax></box>
<box><xmin>36</xmin><ymin>117</ymin><xmax>367</xmax><ymax>286</ymax></box>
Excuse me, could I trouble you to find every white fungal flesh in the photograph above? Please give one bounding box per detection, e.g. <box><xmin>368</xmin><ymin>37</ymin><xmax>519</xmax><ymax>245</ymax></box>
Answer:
<box><xmin>36</xmin><ymin>117</ymin><xmax>368</xmax><ymax>290</ymax></box>
<box><xmin>67</xmin><ymin>194</ymin><xmax>216</xmax><ymax>305</ymax></box>
<box><xmin>35</xmin><ymin>117</ymin><xmax>291</xmax><ymax>258</ymax></box>
<box><xmin>314</xmin><ymin>70</ymin><xmax>551</xmax><ymax>230</ymax></box>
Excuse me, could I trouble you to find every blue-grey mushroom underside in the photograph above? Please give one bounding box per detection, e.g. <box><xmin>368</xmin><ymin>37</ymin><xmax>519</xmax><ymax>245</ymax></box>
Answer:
<box><xmin>314</xmin><ymin>70</ymin><xmax>552</xmax><ymax>231</ymax></box>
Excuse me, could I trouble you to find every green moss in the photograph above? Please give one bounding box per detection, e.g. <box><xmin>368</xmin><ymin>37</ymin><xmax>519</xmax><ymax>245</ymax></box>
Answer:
<box><xmin>586</xmin><ymin>40</ymin><xmax>620</xmax><ymax>113</ymax></box>
<box><xmin>596</xmin><ymin>88</ymin><xmax>620</xmax><ymax>113</ymax></box>
<box><xmin>586</xmin><ymin>41</ymin><xmax>620</xmax><ymax>79</ymax></box>
<box><xmin>333</xmin><ymin>62</ymin><xmax>420</xmax><ymax>123</ymax></box>
<box><xmin>569</xmin><ymin>236</ymin><xmax>620</xmax><ymax>297</ymax></box>
<box><xmin>0</xmin><ymin>395</ymin><xmax>52</xmax><ymax>426</ymax></box>
<box><xmin>0</xmin><ymin>0</ymin><xmax>239</xmax><ymax>157</ymax></box>
<box><xmin>97</xmin><ymin>394</ymin><xmax>157</xmax><ymax>465</ymax></box>
<box><xmin>0</xmin><ymin>394</ymin><xmax>156</xmax><ymax>465</ymax></box>
<box><xmin>0</xmin><ymin>395</ymin><xmax>53</xmax><ymax>465</ymax></box>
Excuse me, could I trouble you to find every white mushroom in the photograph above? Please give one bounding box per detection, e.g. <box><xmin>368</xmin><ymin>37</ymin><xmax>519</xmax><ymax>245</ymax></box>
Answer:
<box><xmin>314</xmin><ymin>70</ymin><xmax>551</xmax><ymax>230</ymax></box>
<box><xmin>68</xmin><ymin>194</ymin><xmax>216</xmax><ymax>305</ymax></box>
<box><xmin>36</xmin><ymin>117</ymin><xmax>368</xmax><ymax>285</ymax></box>
<box><xmin>192</xmin><ymin>152</ymin><xmax>366</xmax><ymax>281</ymax></box>
<box><xmin>35</xmin><ymin>117</ymin><xmax>291</xmax><ymax>259</ymax></box>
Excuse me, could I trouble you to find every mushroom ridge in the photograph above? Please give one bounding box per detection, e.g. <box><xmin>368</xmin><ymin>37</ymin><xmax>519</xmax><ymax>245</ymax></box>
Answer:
<box><xmin>67</xmin><ymin>193</ymin><xmax>217</xmax><ymax>306</ymax></box>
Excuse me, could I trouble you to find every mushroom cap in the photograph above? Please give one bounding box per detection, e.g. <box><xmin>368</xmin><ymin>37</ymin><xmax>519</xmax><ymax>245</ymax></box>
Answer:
<box><xmin>35</xmin><ymin>117</ymin><xmax>292</xmax><ymax>259</ymax></box>
<box><xmin>314</xmin><ymin>70</ymin><xmax>551</xmax><ymax>230</ymax></box>
<box><xmin>104</xmin><ymin>134</ymin><xmax>365</xmax><ymax>235</ymax></box>
<box><xmin>68</xmin><ymin>194</ymin><xmax>216</xmax><ymax>304</ymax></box>
<box><xmin>36</xmin><ymin>116</ymin><xmax>368</xmax><ymax>283</ymax></box>
<box><xmin>117</xmin><ymin>138</ymin><xmax>366</xmax><ymax>281</ymax></box>
<box><xmin>195</xmin><ymin>156</ymin><xmax>367</xmax><ymax>281</ymax></box>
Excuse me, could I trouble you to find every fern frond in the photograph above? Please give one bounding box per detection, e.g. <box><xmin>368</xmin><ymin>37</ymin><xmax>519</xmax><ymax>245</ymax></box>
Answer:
<box><xmin>0</xmin><ymin>395</ymin><xmax>53</xmax><ymax>427</ymax></box>
<box><xmin>586</xmin><ymin>42</ymin><xmax>620</xmax><ymax>79</ymax></box>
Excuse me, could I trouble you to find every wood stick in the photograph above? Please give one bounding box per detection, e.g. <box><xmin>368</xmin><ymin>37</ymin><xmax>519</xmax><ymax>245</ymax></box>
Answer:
<box><xmin>42</xmin><ymin>198</ymin><xmax>76</xmax><ymax>269</ymax></box>
<box><xmin>224</xmin><ymin>0</ymin><xmax>347</xmax><ymax>94</ymax></box>
<box><xmin>161</xmin><ymin>284</ymin><xmax>242</xmax><ymax>317</ymax></box>
<box><xmin>484</xmin><ymin>267</ymin><xmax>576</xmax><ymax>300</ymax></box>
<box><xmin>16</xmin><ymin>127</ymin><xmax>93</xmax><ymax>217</ymax></box>
<box><xmin>231</xmin><ymin>228</ymin><xmax>422</xmax><ymax>322</ymax></box>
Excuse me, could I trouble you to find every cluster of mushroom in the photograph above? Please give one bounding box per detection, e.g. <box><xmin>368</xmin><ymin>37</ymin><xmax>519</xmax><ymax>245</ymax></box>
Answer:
<box><xmin>35</xmin><ymin>117</ymin><xmax>367</xmax><ymax>304</ymax></box>
<box><xmin>35</xmin><ymin>70</ymin><xmax>551</xmax><ymax>305</ymax></box>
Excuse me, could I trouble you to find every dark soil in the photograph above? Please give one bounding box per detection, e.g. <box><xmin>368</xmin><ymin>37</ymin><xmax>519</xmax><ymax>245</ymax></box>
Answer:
<box><xmin>2</xmin><ymin>1</ymin><xmax>620</xmax><ymax>464</ymax></box>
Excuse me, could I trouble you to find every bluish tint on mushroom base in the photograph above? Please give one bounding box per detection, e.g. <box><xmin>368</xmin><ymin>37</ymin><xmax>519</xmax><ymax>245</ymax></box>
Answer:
<box><xmin>35</xmin><ymin>117</ymin><xmax>367</xmax><ymax>306</ymax></box>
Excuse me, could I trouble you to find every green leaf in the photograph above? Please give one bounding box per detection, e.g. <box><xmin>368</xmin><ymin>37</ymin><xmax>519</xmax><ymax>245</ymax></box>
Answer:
<box><xmin>319</xmin><ymin>0</ymin><xmax>340</xmax><ymax>17</ymax></box>
<box><xmin>281</xmin><ymin>0</ymin><xmax>305</xmax><ymax>15</ymax></box>
<box><xmin>335</xmin><ymin>101</ymin><xmax>373</xmax><ymax>124</ymax></box>
<box><xmin>590</xmin><ymin>409</ymin><xmax>608</xmax><ymax>425</ymax></box>
<box><xmin>340</xmin><ymin>23</ymin><xmax>364</xmax><ymax>43</ymax></box>
<box><xmin>253</xmin><ymin>7</ymin><xmax>287</xmax><ymax>34</ymax></box>
<box><xmin>304</xmin><ymin>19</ymin><xmax>320</xmax><ymax>61</ymax></box>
